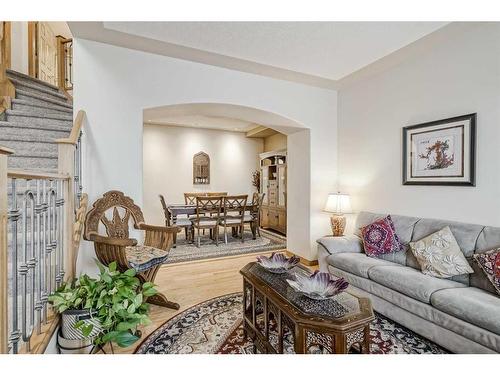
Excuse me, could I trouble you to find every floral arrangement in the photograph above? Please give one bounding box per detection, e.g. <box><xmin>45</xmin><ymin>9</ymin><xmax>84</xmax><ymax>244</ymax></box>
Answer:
<box><xmin>256</xmin><ymin>252</ymin><xmax>300</xmax><ymax>274</ymax></box>
<box><xmin>287</xmin><ymin>271</ymin><xmax>349</xmax><ymax>300</ymax></box>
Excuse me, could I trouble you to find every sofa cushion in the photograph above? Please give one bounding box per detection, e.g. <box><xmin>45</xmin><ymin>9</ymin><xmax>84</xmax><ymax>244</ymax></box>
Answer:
<box><xmin>355</xmin><ymin>212</ymin><xmax>417</xmax><ymax>265</ymax></box>
<box><xmin>329</xmin><ymin>266</ymin><xmax>500</xmax><ymax>352</ymax></box>
<box><xmin>368</xmin><ymin>265</ymin><xmax>467</xmax><ymax>304</ymax></box>
<box><xmin>361</xmin><ymin>215</ymin><xmax>405</xmax><ymax>257</ymax></box>
<box><xmin>430</xmin><ymin>287</ymin><xmax>500</xmax><ymax>336</ymax></box>
<box><xmin>473</xmin><ymin>248</ymin><xmax>500</xmax><ymax>295</ymax></box>
<box><xmin>409</xmin><ymin>226</ymin><xmax>474</xmax><ymax>278</ymax></box>
<box><xmin>327</xmin><ymin>253</ymin><xmax>402</xmax><ymax>278</ymax></box>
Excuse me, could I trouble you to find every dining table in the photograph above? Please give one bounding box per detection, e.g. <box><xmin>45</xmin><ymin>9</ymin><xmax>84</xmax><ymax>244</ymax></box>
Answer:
<box><xmin>167</xmin><ymin>203</ymin><xmax>258</xmax><ymax>246</ymax></box>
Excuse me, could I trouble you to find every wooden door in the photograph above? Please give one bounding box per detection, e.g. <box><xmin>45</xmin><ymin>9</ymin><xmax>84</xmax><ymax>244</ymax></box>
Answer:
<box><xmin>37</xmin><ymin>22</ymin><xmax>57</xmax><ymax>86</ymax></box>
<box><xmin>269</xmin><ymin>209</ymin><xmax>279</xmax><ymax>228</ymax></box>
<box><xmin>278</xmin><ymin>165</ymin><xmax>286</xmax><ymax>207</ymax></box>
<box><xmin>260</xmin><ymin>207</ymin><xmax>269</xmax><ymax>227</ymax></box>
<box><xmin>278</xmin><ymin>210</ymin><xmax>286</xmax><ymax>234</ymax></box>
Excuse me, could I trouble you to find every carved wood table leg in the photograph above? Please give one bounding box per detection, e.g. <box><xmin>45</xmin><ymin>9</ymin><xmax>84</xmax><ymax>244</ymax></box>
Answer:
<box><xmin>147</xmin><ymin>292</ymin><xmax>180</xmax><ymax>310</ymax></box>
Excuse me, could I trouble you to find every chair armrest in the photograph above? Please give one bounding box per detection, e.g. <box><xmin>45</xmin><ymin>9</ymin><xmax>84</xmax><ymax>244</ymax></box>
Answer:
<box><xmin>316</xmin><ymin>234</ymin><xmax>363</xmax><ymax>255</ymax></box>
<box><xmin>88</xmin><ymin>234</ymin><xmax>138</xmax><ymax>247</ymax></box>
<box><xmin>137</xmin><ymin>223</ymin><xmax>182</xmax><ymax>233</ymax></box>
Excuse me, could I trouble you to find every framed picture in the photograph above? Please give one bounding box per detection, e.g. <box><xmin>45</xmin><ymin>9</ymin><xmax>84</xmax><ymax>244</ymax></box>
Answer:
<box><xmin>402</xmin><ymin>113</ymin><xmax>476</xmax><ymax>186</ymax></box>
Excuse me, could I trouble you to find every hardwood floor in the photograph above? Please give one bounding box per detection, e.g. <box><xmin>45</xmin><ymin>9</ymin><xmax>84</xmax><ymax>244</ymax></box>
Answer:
<box><xmin>112</xmin><ymin>250</ymin><xmax>286</xmax><ymax>354</ymax></box>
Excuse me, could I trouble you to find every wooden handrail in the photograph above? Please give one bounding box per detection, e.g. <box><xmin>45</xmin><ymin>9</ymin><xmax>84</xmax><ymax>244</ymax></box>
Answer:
<box><xmin>7</xmin><ymin>169</ymin><xmax>70</xmax><ymax>181</ymax></box>
<box><xmin>55</xmin><ymin>110</ymin><xmax>85</xmax><ymax>145</ymax></box>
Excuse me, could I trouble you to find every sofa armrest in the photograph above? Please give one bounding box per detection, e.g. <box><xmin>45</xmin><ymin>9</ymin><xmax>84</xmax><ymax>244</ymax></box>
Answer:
<box><xmin>316</xmin><ymin>234</ymin><xmax>363</xmax><ymax>255</ymax></box>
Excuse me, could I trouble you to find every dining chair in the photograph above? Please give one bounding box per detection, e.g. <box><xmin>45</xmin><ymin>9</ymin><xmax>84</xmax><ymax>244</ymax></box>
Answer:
<box><xmin>159</xmin><ymin>194</ymin><xmax>194</xmax><ymax>244</ymax></box>
<box><xmin>192</xmin><ymin>196</ymin><xmax>223</xmax><ymax>247</ymax></box>
<box><xmin>244</xmin><ymin>193</ymin><xmax>265</xmax><ymax>239</ymax></box>
<box><xmin>184</xmin><ymin>192</ymin><xmax>206</xmax><ymax>205</ymax></box>
<box><xmin>206</xmin><ymin>192</ymin><xmax>228</xmax><ymax>197</ymax></box>
<box><xmin>220</xmin><ymin>195</ymin><xmax>248</xmax><ymax>244</ymax></box>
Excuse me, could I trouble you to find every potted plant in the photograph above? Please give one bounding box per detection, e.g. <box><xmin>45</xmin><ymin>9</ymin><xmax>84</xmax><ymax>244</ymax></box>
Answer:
<box><xmin>49</xmin><ymin>261</ymin><xmax>157</xmax><ymax>350</ymax></box>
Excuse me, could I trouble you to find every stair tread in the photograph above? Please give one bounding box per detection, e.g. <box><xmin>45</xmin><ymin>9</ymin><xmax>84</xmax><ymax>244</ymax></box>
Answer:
<box><xmin>6</xmin><ymin>69</ymin><xmax>61</xmax><ymax>91</ymax></box>
<box><xmin>16</xmin><ymin>89</ymin><xmax>72</xmax><ymax>109</ymax></box>
<box><xmin>9</xmin><ymin>78</ymin><xmax>68</xmax><ymax>101</ymax></box>
<box><xmin>0</xmin><ymin>121</ymin><xmax>71</xmax><ymax>133</ymax></box>
<box><xmin>6</xmin><ymin>109</ymin><xmax>73</xmax><ymax>121</ymax></box>
<box><xmin>11</xmin><ymin>99</ymin><xmax>73</xmax><ymax>114</ymax></box>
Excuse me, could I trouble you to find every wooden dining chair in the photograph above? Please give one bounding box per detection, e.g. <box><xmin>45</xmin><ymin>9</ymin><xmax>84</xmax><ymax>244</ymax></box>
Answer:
<box><xmin>220</xmin><ymin>195</ymin><xmax>248</xmax><ymax>244</ymax></box>
<box><xmin>184</xmin><ymin>192</ymin><xmax>206</xmax><ymax>205</ymax></box>
<box><xmin>159</xmin><ymin>194</ymin><xmax>194</xmax><ymax>243</ymax></box>
<box><xmin>84</xmin><ymin>190</ymin><xmax>181</xmax><ymax>310</ymax></box>
<box><xmin>206</xmin><ymin>192</ymin><xmax>228</xmax><ymax>197</ymax></box>
<box><xmin>244</xmin><ymin>193</ymin><xmax>265</xmax><ymax>239</ymax></box>
<box><xmin>192</xmin><ymin>196</ymin><xmax>223</xmax><ymax>248</ymax></box>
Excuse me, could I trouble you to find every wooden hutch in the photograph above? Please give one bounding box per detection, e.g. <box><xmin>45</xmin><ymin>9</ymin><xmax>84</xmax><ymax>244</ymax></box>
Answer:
<box><xmin>259</xmin><ymin>149</ymin><xmax>287</xmax><ymax>235</ymax></box>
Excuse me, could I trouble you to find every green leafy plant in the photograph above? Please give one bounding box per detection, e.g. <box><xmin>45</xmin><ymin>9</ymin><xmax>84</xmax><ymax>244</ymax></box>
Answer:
<box><xmin>49</xmin><ymin>261</ymin><xmax>157</xmax><ymax>348</ymax></box>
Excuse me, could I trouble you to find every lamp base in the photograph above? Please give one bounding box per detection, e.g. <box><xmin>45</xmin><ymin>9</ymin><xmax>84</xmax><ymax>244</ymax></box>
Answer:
<box><xmin>330</xmin><ymin>215</ymin><xmax>346</xmax><ymax>236</ymax></box>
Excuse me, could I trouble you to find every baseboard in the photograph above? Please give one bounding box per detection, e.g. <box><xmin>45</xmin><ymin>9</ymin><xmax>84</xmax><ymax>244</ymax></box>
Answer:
<box><xmin>285</xmin><ymin>250</ymin><xmax>318</xmax><ymax>266</ymax></box>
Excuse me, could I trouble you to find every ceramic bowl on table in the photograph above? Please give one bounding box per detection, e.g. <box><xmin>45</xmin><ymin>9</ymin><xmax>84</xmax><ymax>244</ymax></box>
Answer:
<box><xmin>287</xmin><ymin>271</ymin><xmax>349</xmax><ymax>300</ymax></box>
<box><xmin>256</xmin><ymin>253</ymin><xmax>300</xmax><ymax>274</ymax></box>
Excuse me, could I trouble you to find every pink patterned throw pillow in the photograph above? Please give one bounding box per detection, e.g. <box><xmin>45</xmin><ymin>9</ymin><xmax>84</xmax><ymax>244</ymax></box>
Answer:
<box><xmin>360</xmin><ymin>215</ymin><xmax>404</xmax><ymax>257</ymax></box>
<box><xmin>473</xmin><ymin>248</ymin><xmax>500</xmax><ymax>296</ymax></box>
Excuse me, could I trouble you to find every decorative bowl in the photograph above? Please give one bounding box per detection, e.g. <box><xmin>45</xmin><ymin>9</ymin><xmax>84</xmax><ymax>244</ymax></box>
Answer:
<box><xmin>256</xmin><ymin>253</ymin><xmax>300</xmax><ymax>274</ymax></box>
<box><xmin>287</xmin><ymin>271</ymin><xmax>349</xmax><ymax>300</ymax></box>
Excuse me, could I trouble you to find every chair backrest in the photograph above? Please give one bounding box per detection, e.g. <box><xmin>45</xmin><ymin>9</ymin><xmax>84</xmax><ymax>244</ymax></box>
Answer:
<box><xmin>84</xmin><ymin>190</ymin><xmax>145</xmax><ymax>240</ymax></box>
<box><xmin>184</xmin><ymin>192</ymin><xmax>206</xmax><ymax>205</ymax></box>
<box><xmin>223</xmin><ymin>195</ymin><xmax>248</xmax><ymax>219</ymax></box>
<box><xmin>195</xmin><ymin>196</ymin><xmax>223</xmax><ymax>221</ymax></box>
<box><xmin>158</xmin><ymin>194</ymin><xmax>171</xmax><ymax>226</ymax></box>
<box><xmin>207</xmin><ymin>192</ymin><xmax>228</xmax><ymax>197</ymax></box>
<box><xmin>252</xmin><ymin>193</ymin><xmax>265</xmax><ymax>211</ymax></box>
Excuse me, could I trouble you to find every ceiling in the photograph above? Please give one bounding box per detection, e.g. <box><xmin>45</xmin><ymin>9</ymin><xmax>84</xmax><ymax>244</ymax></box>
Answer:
<box><xmin>69</xmin><ymin>21</ymin><xmax>449</xmax><ymax>88</ymax></box>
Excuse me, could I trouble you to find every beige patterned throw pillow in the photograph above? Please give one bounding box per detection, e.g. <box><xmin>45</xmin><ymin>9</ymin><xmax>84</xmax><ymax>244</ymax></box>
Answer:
<box><xmin>409</xmin><ymin>226</ymin><xmax>474</xmax><ymax>278</ymax></box>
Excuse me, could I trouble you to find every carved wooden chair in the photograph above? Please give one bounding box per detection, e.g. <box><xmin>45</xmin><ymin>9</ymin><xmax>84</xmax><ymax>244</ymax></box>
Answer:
<box><xmin>244</xmin><ymin>193</ymin><xmax>265</xmax><ymax>239</ymax></box>
<box><xmin>84</xmin><ymin>190</ymin><xmax>181</xmax><ymax>310</ymax></box>
<box><xmin>219</xmin><ymin>195</ymin><xmax>248</xmax><ymax>244</ymax></box>
<box><xmin>159</xmin><ymin>194</ymin><xmax>193</xmax><ymax>243</ymax></box>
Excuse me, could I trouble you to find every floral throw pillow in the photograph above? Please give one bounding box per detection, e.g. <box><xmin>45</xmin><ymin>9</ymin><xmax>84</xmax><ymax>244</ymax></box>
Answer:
<box><xmin>360</xmin><ymin>215</ymin><xmax>404</xmax><ymax>257</ymax></box>
<box><xmin>473</xmin><ymin>248</ymin><xmax>500</xmax><ymax>296</ymax></box>
<box><xmin>409</xmin><ymin>226</ymin><xmax>473</xmax><ymax>278</ymax></box>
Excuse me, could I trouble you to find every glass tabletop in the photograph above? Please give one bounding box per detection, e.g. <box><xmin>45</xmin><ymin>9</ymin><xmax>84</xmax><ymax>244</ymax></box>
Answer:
<box><xmin>247</xmin><ymin>263</ymin><xmax>361</xmax><ymax>320</ymax></box>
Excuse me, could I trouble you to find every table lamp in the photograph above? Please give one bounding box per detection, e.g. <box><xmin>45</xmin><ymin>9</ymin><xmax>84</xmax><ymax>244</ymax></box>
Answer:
<box><xmin>324</xmin><ymin>192</ymin><xmax>352</xmax><ymax>236</ymax></box>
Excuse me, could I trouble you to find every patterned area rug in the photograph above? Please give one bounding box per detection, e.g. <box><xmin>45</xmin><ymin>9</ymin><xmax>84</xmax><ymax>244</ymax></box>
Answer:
<box><xmin>164</xmin><ymin>229</ymin><xmax>286</xmax><ymax>264</ymax></box>
<box><xmin>135</xmin><ymin>293</ymin><xmax>448</xmax><ymax>354</ymax></box>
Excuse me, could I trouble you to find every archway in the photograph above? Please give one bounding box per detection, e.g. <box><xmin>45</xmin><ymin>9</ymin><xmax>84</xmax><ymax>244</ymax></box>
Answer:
<box><xmin>141</xmin><ymin>102</ymin><xmax>311</xmax><ymax>261</ymax></box>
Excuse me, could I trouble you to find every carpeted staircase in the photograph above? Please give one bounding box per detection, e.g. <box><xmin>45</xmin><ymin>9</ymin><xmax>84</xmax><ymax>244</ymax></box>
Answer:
<box><xmin>0</xmin><ymin>69</ymin><xmax>73</xmax><ymax>172</ymax></box>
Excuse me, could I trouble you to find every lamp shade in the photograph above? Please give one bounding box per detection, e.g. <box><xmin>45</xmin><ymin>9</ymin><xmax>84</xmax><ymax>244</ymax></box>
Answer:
<box><xmin>324</xmin><ymin>193</ymin><xmax>352</xmax><ymax>214</ymax></box>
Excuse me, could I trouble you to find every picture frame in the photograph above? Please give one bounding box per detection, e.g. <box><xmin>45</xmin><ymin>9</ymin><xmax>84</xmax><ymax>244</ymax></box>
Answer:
<box><xmin>402</xmin><ymin>113</ymin><xmax>476</xmax><ymax>186</ymax></box>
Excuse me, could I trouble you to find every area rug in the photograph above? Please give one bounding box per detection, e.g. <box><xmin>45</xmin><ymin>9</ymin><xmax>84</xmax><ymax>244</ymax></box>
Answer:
<box><xmin>164</xmin><ymin>229</ymin><xmax>286</xmax><ymax>264</ymax></box>
<box><xmin>135</xmin><ymin>293</ymin><xmax>448</xmax><ymax>354</ymax></box>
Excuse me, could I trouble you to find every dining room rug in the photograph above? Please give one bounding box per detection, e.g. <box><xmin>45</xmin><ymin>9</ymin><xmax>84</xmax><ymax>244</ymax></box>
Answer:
<box><xmin>135</xmin><ymin>293</ymin><xmax>449</xmax><ymax>354</ymax></box>
<box><xmin>164</xmin><ymin>229</ymin><xmax>286</xmax><ymax>264</ymax></box>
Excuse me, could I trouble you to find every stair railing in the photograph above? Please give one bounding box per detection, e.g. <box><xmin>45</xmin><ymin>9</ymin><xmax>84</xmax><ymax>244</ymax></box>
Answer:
<box><xmin>0</xmin><ymin>21</ymin><xmax>14</xmax><ymax>115</ymax></box>
<box><xmin>0</xmin><ymin>151</ymin><xmax>71</xmax><ymax>354</ymax></box>
<box><xmin>56</xmin><ymin>36</ymin><xmax>73</xmax><ymax>94</ymax></box>
<box><xmin>0</xmin><ymin>110</ymin><xmax>87</xmax><ymax>354</ymax></box>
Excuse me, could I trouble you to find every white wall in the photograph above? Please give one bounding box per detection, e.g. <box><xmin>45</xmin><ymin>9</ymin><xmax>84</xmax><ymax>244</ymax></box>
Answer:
<box><xmin>143</xmin><ymin>124</ymin><xmax>263</xmax><ymax>225</ymax></box>
<box><xmin>74</xmin><ymin>39</ymin><xmax>337</xmax><ymax>273</ymax></box>
<box><xmin>338</xmin><ymin>23</ymin><xmax>500</xmax><ymax>228</ymax></box>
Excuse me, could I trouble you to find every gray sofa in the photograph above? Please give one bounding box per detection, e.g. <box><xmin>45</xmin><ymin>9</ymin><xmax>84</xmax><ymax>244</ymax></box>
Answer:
<box><xmin>317</xmin><ymin>211</ymin><xmax>500</xmax><ymax>354</ymax></box>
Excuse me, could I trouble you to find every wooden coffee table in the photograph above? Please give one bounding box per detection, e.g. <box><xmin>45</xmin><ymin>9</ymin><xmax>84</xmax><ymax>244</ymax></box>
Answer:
<box><xmin>240</xmin><ymin>262</ymin><xmax>374</xmax><ymax>354</ymax></box>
